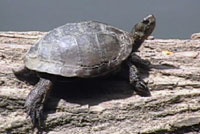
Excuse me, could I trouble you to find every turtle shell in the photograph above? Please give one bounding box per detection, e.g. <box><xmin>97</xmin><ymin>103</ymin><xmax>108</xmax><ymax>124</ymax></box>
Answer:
<box><xmin>25</xmin><ymin>21</ymin><xmax>133</xmax><ymax>78</ymax></box>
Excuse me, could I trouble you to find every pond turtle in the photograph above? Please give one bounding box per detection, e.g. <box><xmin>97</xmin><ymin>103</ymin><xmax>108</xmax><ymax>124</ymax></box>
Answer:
<box><xmin>13</xmin><ymin>15</ymin><xmax>156</xmax><ymax>128</ymax></box>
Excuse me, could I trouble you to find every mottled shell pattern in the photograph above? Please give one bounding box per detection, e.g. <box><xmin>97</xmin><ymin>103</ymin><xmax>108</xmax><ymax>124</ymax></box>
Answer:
<box><xmin>25</xmin><ymin>21</ymin><xmax>133</xmax><ymax>78</ymax></box>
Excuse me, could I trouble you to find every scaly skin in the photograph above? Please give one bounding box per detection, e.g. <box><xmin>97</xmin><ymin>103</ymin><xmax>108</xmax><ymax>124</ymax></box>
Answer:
<box><xmin>131</xmin><ymin>15</ymin><xmax>156</xmax><ymax>52</ymax></box>
<box><xmin>25</xmin><ymin>78</ymin><xmax>52</xmax><ymax>129</ymax></box>
<box><xmin>13</xmin><ymin>66</ymin><xmax>39</xmax><ymax>85</ymax></box>
<box><xmin>127</xmin><ymin>15</ymin><xmax>156</xmax><ymax>96</ymax></box>
<box><xmin>128</xmin><ymin>62</ymin><xmax>150</xmax><ymax>97</ymax></box>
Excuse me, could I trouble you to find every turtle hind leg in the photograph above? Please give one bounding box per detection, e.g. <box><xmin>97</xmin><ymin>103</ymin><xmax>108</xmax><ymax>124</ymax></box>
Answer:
<box><xmin>25</xmin><ymin>78</ymin><xmax>53</xmax><ymax>129</ymax></box>
<box><xmin>13</xmin><ymin>65</ymin><xmax>39</xmax><ymax>85</ymax></box>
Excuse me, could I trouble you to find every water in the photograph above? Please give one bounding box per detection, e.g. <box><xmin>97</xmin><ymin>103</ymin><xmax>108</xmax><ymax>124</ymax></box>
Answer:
<box><xmin>0</xmin><ymin>0</ymin><xmax>200</xmax><ymax>39</ymax></box>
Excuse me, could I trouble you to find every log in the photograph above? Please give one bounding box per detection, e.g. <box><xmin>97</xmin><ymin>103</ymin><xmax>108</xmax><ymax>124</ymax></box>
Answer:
<box><xmin>0</xmin><ymin>32</ymin><xmax>200</xmax><ymax>134</ymax></box>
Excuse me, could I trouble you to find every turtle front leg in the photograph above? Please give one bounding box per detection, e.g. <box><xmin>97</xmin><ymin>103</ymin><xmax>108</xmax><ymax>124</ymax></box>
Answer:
<box><xmin>25</xmin><ymin>78</ymin><xmax>53</xmax><ymax>128</ymax></box>
<box><xmin>130</xmin><ymin>53</ymin><xmax>151</xmax><ymax>70</ymax></box>
<box><xmin>13</xmin><ymin>66</ymin><xmax>39</xmax><ymax>85</ymax></box>
<box><xmin>128</xmin><ymin>63</ymin><xmax>151</xmax><ymax>97</ymax></box>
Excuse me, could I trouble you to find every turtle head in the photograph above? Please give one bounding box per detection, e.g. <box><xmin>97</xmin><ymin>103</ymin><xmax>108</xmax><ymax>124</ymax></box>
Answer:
<box><xmin>132</xmin><ymin>15</ymin><xmax>156</xmax><ymax>38</ymax></box>
<box><xmin>131</xmin><ymin>15</ymin><xmax>156</xmax><ymax>51</ymax></box>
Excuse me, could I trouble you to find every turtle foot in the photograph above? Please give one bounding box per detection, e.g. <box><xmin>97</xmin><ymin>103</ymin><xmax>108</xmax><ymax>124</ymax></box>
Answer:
<box><xmin>25</xmin><ymin>78</ymin><xmax>52</xmax><ymax>129</ymax></box>
<box><xmin>25</xmin><ymin>100</ymin><xmax>44</xmax><ymax>128</ymax></box>
<box><xmin>129</xmin><ymin>64</ymin><xmax>151</xmax><ymax>97</ymax></box>
<box><xmin>134</xmin><ymin>80</ymin><xmax>151</xmax><ymax>97</ymax></box>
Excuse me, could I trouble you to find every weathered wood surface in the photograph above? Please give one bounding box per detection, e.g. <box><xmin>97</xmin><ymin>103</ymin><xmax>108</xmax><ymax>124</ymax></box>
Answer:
<box><xmin>0</xmin><ymin>32</ymin><xmax>200</xmax><ymax>134</ymax></box>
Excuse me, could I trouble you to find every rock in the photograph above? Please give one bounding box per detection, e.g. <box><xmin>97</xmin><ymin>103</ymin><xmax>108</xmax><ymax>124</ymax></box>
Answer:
<box><xmin>1</xmin><ymin>32</ymin><xmax>200</xmax><ymax>134</ymax></box>
<box><xmin>191</xmin><ymin>33</ymin><xmax>200</xmax><ymax>40</ymax></box>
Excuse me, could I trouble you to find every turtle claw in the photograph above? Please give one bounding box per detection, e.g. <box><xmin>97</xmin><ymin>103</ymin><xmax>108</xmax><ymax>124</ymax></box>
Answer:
<box><xmin>25</xmin><ymin>101</ymin><xmax>44</xmax><ymax>128</ymax></box>
<box><xmin>134</xmin><ymin>81</ymin><xmax>151</xmax><ymax>97</ymax></box>
<box><xmin>129</xmin><ymin>64</ymin><xmax>151</xmax><ymax>97</ymax></box>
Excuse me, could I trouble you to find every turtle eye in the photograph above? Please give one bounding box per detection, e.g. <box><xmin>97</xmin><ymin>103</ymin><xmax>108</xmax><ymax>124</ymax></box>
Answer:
<box><xmin>143</xmin><ymin>19</ymin><xmax>150</xmax><ymax>25</ymax></box>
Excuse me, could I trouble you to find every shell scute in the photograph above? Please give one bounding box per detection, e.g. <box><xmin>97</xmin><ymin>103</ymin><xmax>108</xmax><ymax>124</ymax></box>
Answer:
<box><xmin>25</xmin><ymin>21</ymin><xmax>133</xmax><ymax>77</ymax></box>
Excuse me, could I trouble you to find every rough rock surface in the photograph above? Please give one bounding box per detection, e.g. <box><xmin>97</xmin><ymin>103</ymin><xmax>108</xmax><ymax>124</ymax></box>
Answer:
<box><xmin>191</xmin><ymin>33</ymin><xmax>200</xmax><ymax>40</ymax></box>
<box><xmin>1</xmin><ymin>32</ymin><xmax>200</xmax><ymax>134</ymax></box>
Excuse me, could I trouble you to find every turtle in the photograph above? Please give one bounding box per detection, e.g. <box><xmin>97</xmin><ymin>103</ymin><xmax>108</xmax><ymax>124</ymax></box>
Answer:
<box><xmin>13</xmin><ymin>15</ymin><xmax>156</xmax><ymax>128</ymax></box>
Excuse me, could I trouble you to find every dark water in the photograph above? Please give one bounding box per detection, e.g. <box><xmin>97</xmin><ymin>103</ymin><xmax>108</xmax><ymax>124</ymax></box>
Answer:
<box><xmin>0</xmin><ymin>0</ymin><xmax>200</xmax><ymax>39</ymax></box>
